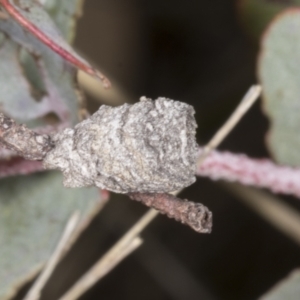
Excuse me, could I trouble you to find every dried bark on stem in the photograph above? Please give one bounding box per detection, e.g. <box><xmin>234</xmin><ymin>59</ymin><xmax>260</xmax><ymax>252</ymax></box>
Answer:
<box><xmin>0</xmin><ymin>112</ymin><xmax>53</xmax><ymax>160</ymax></box>
<box><xmin>129</xmin><ymin>193</ymin><xmax>212</xmax><ymax>233</ymax></box>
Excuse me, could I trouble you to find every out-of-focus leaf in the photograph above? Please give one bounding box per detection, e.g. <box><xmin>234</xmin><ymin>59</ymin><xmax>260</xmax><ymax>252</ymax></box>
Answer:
<box><xmin>0</xmin><ymin>34</ymin><xmax>53</xmax><ymax>121</ymax></box>
<box><xmin>0</xmin><ymin>2</ymin><xmax>82</xmax><ymax>125</ymax></box>
<box><xmin>0</xmin><ymin>0</ymin><xmax>108</xmax><ymax>84</ymax></box>
<box><xmin>42</xmin><ymin>0</ymin><xmax>85</xmax><ymax>43</ymax></box>
<box><xmin>0</xmin><ymin>171</ymin><xmax>103</xmax><ymax>300</ymax></box>
<box><xmin>259</xmin><ymin>269</ymin><xmax>300</xmax><ymax>300</ymax></box>
<box><xmin>0</xmin><ymin>0</ymin><xmax>85</xmax><ymax>161</ymax></box>
<box><xmin>259</xmin><ymin>9</ymin><xmax>300</xmax><ymax>166</ymax></box>
<box><xmin>238</xmin><ymin>0</ymin><xmax>300</xmax><ymax>39</ymax></box>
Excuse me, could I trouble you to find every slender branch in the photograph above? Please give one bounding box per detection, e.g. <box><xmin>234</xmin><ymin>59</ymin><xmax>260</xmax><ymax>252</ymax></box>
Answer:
<box><xmin>59</xmin><ymin>237</ymin><xmax>142</xmax><ymax>300</ymax></box>
<box><xmin>24</xmin><ymin>212</ymin><xmax>81</xmax><ymax>300</ymax></box>
<box><xmin>197</xmin><ymin>149</ymin><xmax>300</xmax><ymax>198</ymax></box>
<box><xmin>59</xmin><ymin>194</ymin><xmax>211</xmax><ymax>299</ymax></box>
<box><xmin>0</xmin><ymin>158</ymin><xmax>43</xmax><ymax>178</ymax></box>
<box><xmin>59</xmin><ymin>209</ymin><xmax>160</xmax><ymax>300</ymax></box>
<box><xmin>129</xmin><ymin>193</ymin><xmax>212</xmax><ymax>233</ymax></box>
<box><xmin>197</xmin><ymin>85</ymin><xmax>261</xmax><ymax>165</ymax></box>
<box><xmin>78</xmin><ymin>71</ymin><xmax>132</xmax><ymax>106</ymax></box>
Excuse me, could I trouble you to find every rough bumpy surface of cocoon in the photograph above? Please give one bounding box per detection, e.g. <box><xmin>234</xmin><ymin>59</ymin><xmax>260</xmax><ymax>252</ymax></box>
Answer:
<box><xmin>43</xmin><ymin>97</ymin><xmax>198</xmax><ymax>193</ymax></box>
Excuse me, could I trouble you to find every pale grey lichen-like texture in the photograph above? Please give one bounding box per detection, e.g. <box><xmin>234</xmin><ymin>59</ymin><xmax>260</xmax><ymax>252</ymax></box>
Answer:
<box><xmin>0</xmin><ymin>112</ymin><xmax>53</xmax><ymax>160</ymax></box>
<box><xmin>43</xmin><ymin>97</ymin><xmax>198</xmax><ymax>193</ymax></box>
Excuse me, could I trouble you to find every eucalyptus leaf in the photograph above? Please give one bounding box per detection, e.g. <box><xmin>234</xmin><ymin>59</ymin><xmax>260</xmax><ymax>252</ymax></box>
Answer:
<box><xmin>0</xmin><ymin>171</ymin><xmax>102</xmax><ymax>300</ymax></box>
<box><xmin>259</xmin><ymin>269</ymin><xmax>300</xmax><ymax>300</ymax></box>
<box><xmin>0</xmin><ymin>0</ymin><xmax>83</xmax><ymax>125</ymax></box>
<box><xmin>0</xmin><ymin>0</ymin><xmax>108</xmax><ymax>85</ymax></box>
<box><xmin>0</xmin><ymin>35</ymin><xmax>51</xmax><ymax>121</ymax></box>
<box><xmin>259</xmin><ymin>9</ymin><xmax>300</xmax><ymax>166</ymax></box>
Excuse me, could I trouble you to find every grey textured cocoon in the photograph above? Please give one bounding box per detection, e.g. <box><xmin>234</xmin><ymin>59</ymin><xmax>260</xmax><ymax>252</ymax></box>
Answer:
<box><xmin>43</xmin><ymin>97</ymin><xmax>198</xmax><ymax>193</ymax></box>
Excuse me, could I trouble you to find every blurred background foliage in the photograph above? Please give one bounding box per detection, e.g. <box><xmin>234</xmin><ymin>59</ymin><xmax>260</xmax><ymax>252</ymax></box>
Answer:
<box><xmin>6</xmin><ymin>0</ymin><xmax>300</xmax><ymax>299</ymax></box>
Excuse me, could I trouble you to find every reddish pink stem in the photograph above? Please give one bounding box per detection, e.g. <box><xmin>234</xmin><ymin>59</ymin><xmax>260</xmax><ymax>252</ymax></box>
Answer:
<box><xmin>197</xmin><ymin>149</ymin><xmax>300</xmax><ymax>198</ymax></box>
<box><xmin>0</xmin><ymin>0</ymin><xmax>110</xmax><ymax>87</ymax></box>
<box><xmin>0</xmin><ymin>158</ymin><xmax>44</xmax><ymax>178</ymax></box>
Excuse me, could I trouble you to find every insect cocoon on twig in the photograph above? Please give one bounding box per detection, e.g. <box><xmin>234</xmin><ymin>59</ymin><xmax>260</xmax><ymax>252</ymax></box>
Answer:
<box><xmin>44</xmin><ymin>97</ymin><xmax>198</xmax><ymax>193</ymax></box>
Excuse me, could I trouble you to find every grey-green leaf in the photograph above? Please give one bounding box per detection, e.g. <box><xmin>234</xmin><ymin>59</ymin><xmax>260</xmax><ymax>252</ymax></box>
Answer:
<box><xmin>259</xmin><ymin>9</ymin><xmax>300</xmax><ymax>166</ymax></box>
<box><xmin>0</xmin><ymin>0</ymin><xmax>85</xmax><ymax>158</ymax></box>
<box><xmin>0</xmin><ymin>171</ymin><xmax>103</xmax><ymax>300</ymax></box>
<box><xmin>42</xmin><ymin>0</ymin><xmax>85</xmax><ymax>43</ymax></box>
<box><xmin>0</xmin><ymin>18</ymin><xmax>76</xmax><ymax>125</ymax></box>
<box><xmin>259</xmin><ymin>269</ymin><xmax>300</xmax><ymax>300</ymax></box>
<box><xmin>0</xmin><ymin>0</ymin><xmax>107</xmax><ymax>85</ymax></box>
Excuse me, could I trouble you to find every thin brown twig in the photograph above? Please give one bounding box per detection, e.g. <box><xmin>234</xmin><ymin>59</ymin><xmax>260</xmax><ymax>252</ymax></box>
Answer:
<box><xmin>129</xmin><ymin>193</ymin><xmax>212</xmax><ymax>233</ymax></box>
<box><xmin>59</xmin><ymin>238</ymin><xmax>142</xmax><ymax>300</ymax></box>
<box><xmin>197</xmin><ymin>85</ymin><xmax>261</xmax><ymax>166</ymax></box>
<box><xmin>59</xmin><ymin>209</ymin><xmax>159</xmax><ymax>300</ymax></box>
